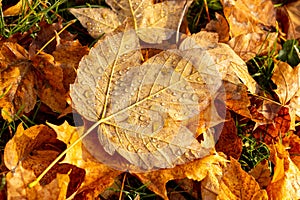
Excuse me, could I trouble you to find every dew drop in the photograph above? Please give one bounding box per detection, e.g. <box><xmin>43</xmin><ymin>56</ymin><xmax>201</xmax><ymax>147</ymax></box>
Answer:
<box><xmin>151</xmin><ymin>138</ymin><xmax>157</xmax><ymax>143</ymax></box>
<box><xmin>125</xmin><ymin>44</ymin><xmax>130</xmax><ymax>49</ymax></box>
<box><xmin>127</xmin><ymin>144</ymin><xmax>134</xmax><ymax>152</ymax></box>
<box><xmin>182</xmin><ymin>93</ymin><xmax>188</xmax><ymax>98</ymax></box>
<box><xmin>160</xmin><ymin>102</ymin><xmax>166</xmax><ymax>106</ymax></box>
<box><xmin>137</xmin><ymin>149</ymin><xmax>142</xmax><ymax>153</ymax></box>
<box><xmin>155</xmin><ymin>143</ymin><xmax>161</xmax><ymax>149</ymax></box>
<box><xmin>191</xmin><ymin>94</ymin><xmax>198</xmax><ymax>101</ymax></box>
<box><xmin>140</xmin><ymin>110</ymin><xmax>145</xmax><ymax>114</ymax></box>
<box><xmin>86</xmin><ymin>22</ymin><xmax>92</xmax><ymax>26</ymax></box>
<box><xmin>196</xmin><ymin>77</ymin><xmax>202</xmax><ymax>82</ymax></box>
<box><xmin>176</xmin><ymin>149</ymin><xmax>182</xmax><ymax>156</ymax></box>
<box><xmin>154</xmin><ymin>94</ymin><xmax>160</xmax><ymax>98</ymax></box>
<box><xmin>139</xmin><ymin>116</ymin><xmax>146</xmax><ymax>121</ymax></box>
<box><xmin>174</xmin><ymin>113</ymin><xmax>179</xmax><ymax>117</ymax></box>
<box><xmin>172</xmin><ymin>92</ymin><xmax>177</xmax><ymax>96</ymax></box>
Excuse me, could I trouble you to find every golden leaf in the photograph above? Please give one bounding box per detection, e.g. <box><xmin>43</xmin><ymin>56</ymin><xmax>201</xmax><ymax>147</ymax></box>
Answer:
<box><xmin>3</xmin><ymin>124</ymin><xmax>83</xmax><ymax>199</ymax></box>
<box><xmin>218</xmin><ymin>158</ymin><xmax>268</xmax><ymax>199</ymax></box>
<box><xmin>69</xmin><ymin>0</ymin><xmax>191</xmax><ymax>43</ymax></box>
<box><xmin>48</xmin><ymin>121</ymin><xmax>122</xmax><ymax>198</ymax></box>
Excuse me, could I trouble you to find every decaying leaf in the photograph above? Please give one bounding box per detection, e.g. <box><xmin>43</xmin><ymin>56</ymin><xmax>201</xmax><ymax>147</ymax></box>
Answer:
<box><xmin>221</xmin><ymin>0</ymin><xmax>278</xmax><ymax>61</ymax></box>
<box><xmin>70</xmin><ymin>26</ymin><xmax>259</xmax><ymax>172</ymax></box>
<box><xmin>267</xmin><ymin>143</ymin><xmax>300</xmax><ymax>199</ymax></box>
<box><xmin>271</xmin><ymin>61</ymin><xmax>300</xmax><ymax>129</ymax></box>
<box><xmin>2</xmin><ymin>0</ymin><xmax>33</xmax><ymax>16</ymax></box>
<box><xmin>0</xmin><ymin>42</ymin><xmax>36</xmax><ymax>121</ymax></box>
<box><xmin>204</xmin><ymin>13</ymin><xmax>230</xmax><ymax>43</ymax></box>
<box><xmin>276</xmin><ymin>1</ymin><xmax>300</xmax><ymax>40</ymax></box>
<box><xmin>221</xmin><ymin>0</ymin><xmax>276</xmax><ymax>38</ymax></box>
<box><xmin>135</xmin><ymin>153</ymin><xmax>228</xmax><ymax>200</ymax></box>
<box><xmin>218</xmin><ymin>158</ymin><xmax>268</xmax><ymax>199</ymax></box>
<box><xmin>48</xmin><ymin>121</ymin><xmax>122</xmax><ymax>199</ymax></box>
<box><xmin>249</xmin><ymin>160</ymin><xmax>271</xmax><ymax>189</ymax></box>
<box><xmin>69</xmin><ymin>0</ymin><xmax>191</xmax><ymax>43</ymax></box>
<box><xmin>215</xmin><ymin>112</ymin><xmax>242</xmax><ymax>159</ymax></box>
<box><xmin>3</xmin><ymin>124</ymin><xmax>84</xmax><ymax>199</ymax></box>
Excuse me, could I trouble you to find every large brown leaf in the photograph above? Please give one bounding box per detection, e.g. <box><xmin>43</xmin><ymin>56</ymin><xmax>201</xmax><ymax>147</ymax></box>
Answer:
<box><xmin>70</xmin><ymin>27</ymin><xmax>257</xmax><ymax>172</ymax></box>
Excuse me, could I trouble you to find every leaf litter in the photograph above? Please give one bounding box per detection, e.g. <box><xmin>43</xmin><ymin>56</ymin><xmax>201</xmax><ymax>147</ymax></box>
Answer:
<box><xmin>1</xmin><ymin>0</ymin><xmax>300</xmax><ymax>199</ymax></box>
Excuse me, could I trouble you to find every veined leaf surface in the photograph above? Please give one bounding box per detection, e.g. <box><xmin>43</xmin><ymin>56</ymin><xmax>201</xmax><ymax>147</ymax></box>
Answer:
<box><xmin>70</xmin><ymin>28</ymin><xmax>223</xmax><ymax>171</ymax></box>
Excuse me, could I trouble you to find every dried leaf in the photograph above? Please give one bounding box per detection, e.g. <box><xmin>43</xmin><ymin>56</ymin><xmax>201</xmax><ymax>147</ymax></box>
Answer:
<box><xmin>70</xmin><ymin>0</ymin><xmax>190</xmax><ymax>43</ymax></box>
<box><xmin>70</xmin><ymin>27</ymin><xmax>258</xmax><ymax>172</ymax></box>
<box><xmin>228</xmin><ymin>32</ymin><xmax>278</xmax><ymax>61</ymax></box>
<box><xmin>215</xmin><ymin>112</ymin><xmax>242</xmax><ymax>159</ymax></box>
<box><xmin>48</xmin><ymin>121</ymin><xmax>122</xmax><ymax>199</ymax></box>
<box><xmin>4</xmin><ymin>124</ymin><xmax>83</xmax><ymax>199</ymax></box>
<box><xmin>221</xmin><ymin>0</ymin><xmax>276</xmax><ymax>37</ymax></box>
<box><xmin>249</xmin><ymin>160</ymin><xmax>271</xmax><ymax>189</ymax></box>
<box><xmin>2</xmin><ymin>0</ymin><xmax>33</xmax><ymax>16</ymax></box>
<box><xmin>277</xmin><ymin>1</ymin><xmax>300</xmax><ymax>40</ymax></box>
<box><xmin>217</xmin><ymin>158</ymin><xmax>268</xmax><ymax>200</ymax></box>
<box><xmin>0</xmin><ymin>42</ymin><xmax>36</xmax><ymax>121</ymax></box>
<box><xmin>271</xmin><ymin>61</ymin><xmax>300</xmax><ymax>128</ymax></box>
<box><xmin>135</xmin><ymin>153</ymin><xmax>228</xmax><ymax>200</ymax></box>
<box><xmin>267</xmin><ymin>144</ymin><xmax>300</xmax><ymax>199</ymax></box>
<box><xmin>204</xmin><ymin>13</ymin><xmax>229</xmax><ymax>43</ymax></box>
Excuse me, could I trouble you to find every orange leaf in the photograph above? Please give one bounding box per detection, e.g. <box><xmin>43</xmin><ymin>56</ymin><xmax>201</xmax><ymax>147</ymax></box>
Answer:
<box><xmin>4</xmin><ymin>124</ymin><xmax>83</xmax><ymax>199</ymax></box>
<box><xmin>218</xmin><ymin>158</ymin><xmax>268</xmax><ymax>199</ymax></box>
<box><xmin>48</xmin><ymin>121</ymin><xmax>122</xmax><ymax>198</ymax></box>
<box><xmin>267</xmin><ymin>143</ymin><xmax>300</xmax><ymax>199</ymax></box>
<box><xmin>134</xmin><ymin>153</ymin><xmax>228</xmax><ymax>200</ymax></box>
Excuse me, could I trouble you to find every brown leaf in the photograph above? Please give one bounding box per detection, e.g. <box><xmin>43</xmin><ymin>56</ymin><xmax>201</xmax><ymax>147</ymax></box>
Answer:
<box><xmin>228</xmin><ymin>32</ymin><xmax>278</xmax><ymax>61</ymax></box>
<box><xmin>215</xmin><ymin>112</ymin><xmax>243</xmax><ymax>159</ymax></box>
<box><xmin>277</xmin><ymin>1</ymin><xmax>300</xmax><ymax>40</ymax></box>
<box><xmin>52</xmin><ymin>38</ymin><xmax>89</xmax><ymax>91</ymax></box>
<box><xmin>272</xmin><ymin>62</ymin><xmax>300</xmax><ymax>129</ymax></box>
<box><xmin>267</xmin><ymin>143</ymin><xmax>300</xmax><ymax>199</ymax></box>
<box><xmin>31</xmin><ymin>53</ymin><xmax>67</xmax><ymax>112</ymax></box>
<box><xmin>253</xmin><ymin>106</ymin><xmax>291</xmax><ymax>144</ymax></box>
<box><xmin>204</xmin><ymin>13</ymin><xmax>230</xmax><ymax>43</ymax></box>
<box><xmin>29</xmin><ymin>20</ymin><xmax>75</xmax><ymax>55</ymax></box>
<box><xmin>48</xmin><ymin>121</ymin><xmax>122</xmax><ymax>199</ymax></box>
<box><xmin>4</xmin><ymin>124</ymin><xmax>83</xmax><ymax>199</ymax></box>
<box><xmin>2</xmin><ymin>0</ymin><xmax>33</xmax><ymax>17</ymax></box>
<box><xmin>70</xmin><ymin>0</ymin><xmax>191</xmax><ymax>43</ymax></box>
<box><xmin>0</xmin><ymin>42</ymin><xmax>37</xmax><ymax>121</ymax></box>
<box><xmin>135</xmin><ymin>153</ymin><xmax>228</xmax><ymax>200</ymax></box>
<box><xmin>249</xmin><ymin>160</ymin><xmax>271</xmax><ymax>189</ymax></box>
<box><xmin>221</xmin><ymin>0</ymin><xmax>276</xmax><ymax>38</ymax></box>
<box><xmin>217</xmin><ymin>158</ymin><xmax>268</xmax><ymax>199</ymax></box>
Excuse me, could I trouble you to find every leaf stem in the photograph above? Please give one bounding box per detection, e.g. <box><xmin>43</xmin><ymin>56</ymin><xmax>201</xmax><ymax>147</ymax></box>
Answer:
<box><xmin>28</xmin><ymin>118</ymin><xmax>103</xmax><ymax>188</ymax></box>
<box><xmin>35</xmin><ymin>19</ymin><xmax>77</xmax><ymax>55</ymax></box>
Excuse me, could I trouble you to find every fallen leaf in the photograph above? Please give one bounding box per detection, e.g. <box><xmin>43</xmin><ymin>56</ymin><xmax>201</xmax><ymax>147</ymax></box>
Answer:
<box><xmin>48</xmin><ymin>121</ymin><xmax>122</xmax><ymax>199</ymax></box>
<box><xmin>276</xmin><ymin>1</ymin><xmax>300</xmax><ymax>40</ymax></box>
<box><xmin>215</xmin><ymin>112</ymin><xmax>243</xmax><ymax>159</ymax></box>
<box><xmin>253</xmin><ymin>106</ymin><xmax>290</xmax><ymax>144</ymax></box>
<box><xmin>0</xmin><ymin>42</ymin><xmax>36</xmax><ymax>121</ymax></box>
<box><xmin>70</xmin><ymin>0</ymin><xmax>191</xmax><ymax>43</ymax></box>
<box><xmin>52</xmin><ymin>38</ymin><xmax>89</xmax><ymax>91</ymax></box>
<box><xmin>3</xmin><ymin>124</ymin><xmax>83</xmax><ymax>199</ymax></box>
<box><xmin>217</xmin><ymin>158</ymin><xmax>268</xmax><ymax>199</ymax></box>
<box><xmin>221</xmin><ymin>0</ymin><xmax>276</xmax><ymax>38</ymax></box>
<box><xmin>2</xmin><ymin>0</ymin><xmax>33</xmax><ymax>17</ymax></box>
<box><xmin>221</xmin><ymin>0</ymin><xmax>278</xmax><ymax>61</ymax></box>
<box><xmin>249</xmin><ymin>160</ymin><xmax>271</xmax><ymax>189</ymax></box>
<box><xmin>228</xmin><ymin>32</ymin><xmax>278</xmax><ymax>61</ymax></box>
<box><xmin>271</xmin><ymin>61</ymin><xmax>300</xmax><ymax>129</ymax></box>
<box><xmin>134</xmin><ymin>153</ymin><xmax>228</xmax><ymax>200</ymax></box>
<box><xmin>267</xmin><ymin>143</ymin><xmax>300</xmax><ymax>199</ymax></box>
<box><xmin>204</xmin><ymin>12</ymin><xmax>230</xmax><ymax>43</ymax></box>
